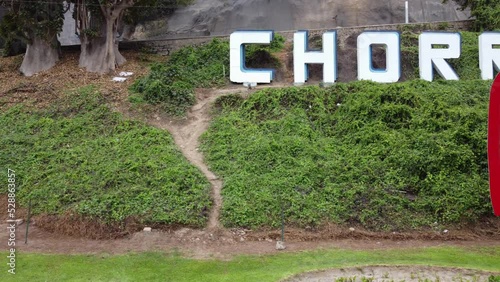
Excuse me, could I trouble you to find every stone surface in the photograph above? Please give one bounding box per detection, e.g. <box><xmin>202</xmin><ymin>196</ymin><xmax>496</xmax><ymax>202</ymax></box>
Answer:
<box><xmin>283</xmin><ymin>266</ymin><xmax>500</xmax><ymax>282</ymax></box>
<box><xmin>158</xmin><ymin>0</ymin><xmax>469</xmax><ymax>38</ymax></box>
<box><xmin>276</xmin><ymin>240</ymin><xmax>286</xmax><ymax>250</ymax></box>
<box><xmin>243</xmin><ymin>82</ymin><xmax>257</xmax><ymax>89</ymax></box>
<box><xmin>54</xmin><ymin>0</ymin><xmax>470</xmax><ymax>45</ymax></box>
<box><xmin>143</xmin><ymin>227</ymin><xmax>152</xmax><ymax>232</ymax></box>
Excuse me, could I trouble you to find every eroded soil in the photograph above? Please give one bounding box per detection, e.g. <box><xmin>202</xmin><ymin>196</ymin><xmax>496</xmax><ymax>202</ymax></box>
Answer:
<box><xmin>284</xmin><ymin>266</ymin><xmax>500</xmax><ymax>282</ymax></box>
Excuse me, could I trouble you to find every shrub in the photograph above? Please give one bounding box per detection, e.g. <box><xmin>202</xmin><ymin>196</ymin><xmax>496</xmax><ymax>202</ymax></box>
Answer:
<box><xmin>489</xmin><ymin>275</ymin><xmax>500</xmax><ymax>282</ymax></box>
<box><xmin>131</xmin><ymin>35</ymin><xmax>286</xmax><ymax>115</ymax></box>
<box><xmin>0</xmin><ymin>86</ymin><xmax>211</xmax><ymax>226</ymax></box>
<box><xmin>245</xmin><ymin>33</ymin><xmax>285</xmax><ymax>68</ymax></box>
<box><xmin>131</xmin><ymin>39</ymin><xmax>230</xmax><ymax>115</ymax></box>
<box><xmin>201</xmin><ymin>80</ymin><xmax>492</xmax><ymax>230</ymax></box>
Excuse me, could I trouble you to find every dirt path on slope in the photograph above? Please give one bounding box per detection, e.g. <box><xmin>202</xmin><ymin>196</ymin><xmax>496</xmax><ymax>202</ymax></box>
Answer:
<box><xmin>118</xmin><ymin>84</ymin><xmax>288</xmax><ymax>229</ymax></box>
<box><xmin>119</xmin><ymin>87</ymin><xmax>252</xmax><ymax>229</ymax></box>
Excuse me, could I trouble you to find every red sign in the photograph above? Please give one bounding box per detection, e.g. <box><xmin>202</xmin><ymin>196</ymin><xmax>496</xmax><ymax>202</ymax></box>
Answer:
<box><xmin>488</xmin><ymin>74</ymin><xmax>500</xmax><ymax>216</ymax></box>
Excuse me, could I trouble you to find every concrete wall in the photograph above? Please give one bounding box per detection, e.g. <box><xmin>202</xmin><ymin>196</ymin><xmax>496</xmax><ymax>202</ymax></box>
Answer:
<box><xmin>59</xmin><ymin>3</ymin><xmax>80</xmax><ymax>46</ymax></box>
<box><xmin>121</xmin><ymin>20</ymin><xmax>473</xmax><ymax>56</ymax></box>
<box><xmin>142</xmin><ymin>0</ymin><xmax>469</xmax><ymax>39</ymax></box>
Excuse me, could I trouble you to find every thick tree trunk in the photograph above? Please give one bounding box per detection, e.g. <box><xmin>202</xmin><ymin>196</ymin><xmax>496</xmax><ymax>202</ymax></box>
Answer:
<box><xmin>19</xmin><ymin>36</ymin><xmax>60</xmax><ymax>76</ymax></box>
<box><xmin>79</xmin><ymin>17</ymin><xmax>126</xmax><ymax>74</ymax></box>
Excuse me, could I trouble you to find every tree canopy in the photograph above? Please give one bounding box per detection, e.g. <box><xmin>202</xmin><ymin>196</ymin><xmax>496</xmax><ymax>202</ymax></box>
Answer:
<box><xmin>0</xmin><ymin>0</ymin><xmax>66</xmax><ymax>75</ymax></box>
<box><xmin>0</xmin><ymin>0</ymin><xmax>65</xmax><ymax>44</ymax></box>
<box><xmin>0</xmin><ymin>0</ymin><xmax>191</xmax><ymax>75</ymax></box>
<box><xmin>444</xmin><ymin>0</ymin><xmax>500</xmax><ymax>31</ymax></box>
<box><xmin>72</xmin><ymin>0</ymin><xmax>192</xmax><ymax>73</ymax></box>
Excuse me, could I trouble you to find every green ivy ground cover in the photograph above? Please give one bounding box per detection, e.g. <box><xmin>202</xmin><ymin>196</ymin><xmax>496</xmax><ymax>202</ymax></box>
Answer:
<box><xmin>0</xmin><ymin>86</ymin><xmax>211</xmax><ymax>226</ymax></box>
<box><xmin>201</xmin><ymin>80</ymin><xmax>493</xmax><ymax>230</ymax></box>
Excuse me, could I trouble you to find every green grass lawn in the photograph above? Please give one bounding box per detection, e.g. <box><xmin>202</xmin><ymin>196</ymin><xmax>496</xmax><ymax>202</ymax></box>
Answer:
<box><xmin>1</xmin><ymin>246</ymin><xmax>500</xmax><ymax>281</ymax></box>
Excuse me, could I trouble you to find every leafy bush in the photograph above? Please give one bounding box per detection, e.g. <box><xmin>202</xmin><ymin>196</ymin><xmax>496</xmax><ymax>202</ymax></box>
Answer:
<box><xmin>245</xmin><ymin>33</ymin><xmax>285</xmax><ymax>68</ymax></box>
<box><xmin>0</xmin><ymin>86</ymin><xmax>211</xmax><ymax>226</ymax></box>
<box><xmin>131</xmin><ymin>38</ymin><xmax>230</xmax><ymax>115</ymax></box>
<box><xmin>213</xmin><ymin>94</ymin><xmax>245</xmax><ymax>113</ymax></box>
<box><xmin>444</xmin><ymin>0</ymin><xmax>500</xmax><ymax>31</ymax></box>
<box><xmin>132</xmin><ymin>35</ymin><xmax>285</xmax><ymax>115</ymax></box>
<box><xmin>201</xmin><ymin>80</ymin><xmax>492</xmax><ymax>230</ymax></box>
<box><xmin>489</xmin><ymin>275</ymin><xmax>500</xmax><ymax>282</ymax></box>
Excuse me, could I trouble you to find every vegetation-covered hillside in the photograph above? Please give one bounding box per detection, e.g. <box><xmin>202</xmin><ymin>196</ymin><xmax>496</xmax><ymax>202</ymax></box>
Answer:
<box><xmin>0</xmin><ymin>87</ymin><xmax>211</xmax><ymax>230</ymax></box>
<box><xmin>1</xmin><ymin>26</ymin><xmax>496</xmax><ymax>234</ymax></box>
<box><xmin>201</xmin><ymin>80</ymin><xmax>492</xmax><ymax>230</ymax></box>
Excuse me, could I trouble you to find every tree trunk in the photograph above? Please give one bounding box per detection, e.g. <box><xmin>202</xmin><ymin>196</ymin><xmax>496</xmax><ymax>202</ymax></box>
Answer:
<box><xmin>19</xmin><ymin>36</ymin><xmax>60</xmax><ymax>76</ymax></box>
<box><xmin>79</xmin><ymin>16</ymin><xmax>126</xmax><ymax>74</ymax></box>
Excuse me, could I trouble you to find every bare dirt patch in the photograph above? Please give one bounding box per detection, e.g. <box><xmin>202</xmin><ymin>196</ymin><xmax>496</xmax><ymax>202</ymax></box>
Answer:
<box><xmin>3</xmin><ymin>221</ymin><xmax>500</xmax><ymax>259</ymax></box>
<box><xmin>284</xmin><ymin>266</ymin><xmax>500</xmax><ymax>282</ymax></box>
<box><xmin>142</xmin><ymin>88</ymin><xmax>241</xmax><ymax>229</ymax></box>
<box><xmin>0</xmin><ymin>49</ymin><xmax>152</xmax><ymax>110</ymax></box>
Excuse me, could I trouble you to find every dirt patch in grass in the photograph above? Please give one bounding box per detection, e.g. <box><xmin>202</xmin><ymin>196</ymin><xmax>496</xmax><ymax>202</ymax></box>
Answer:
<box><xmin>33</xmin><ymin>213</ymin><xmax>142</xmax><ymax>240</ymax></box>
<box><xmin>2</xmin><ymin>219</ymin><xmax>500</xmax><ymax>259</ymax></box>
<box><xmin>284</xmin><ymin>266</ymin><xmax>500</xmax><ymax>282</ymax></box>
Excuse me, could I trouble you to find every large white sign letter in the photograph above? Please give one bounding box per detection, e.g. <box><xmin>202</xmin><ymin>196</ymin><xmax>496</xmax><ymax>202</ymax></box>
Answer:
<box><xmin>357</xmin><ymin>31</ymin><xmax>401</xmax><ymax>83</ymax></box>
<box><xmin>479</xmin><ymin>32</ymin><xmax>500</xmax><ymax>80</ymax></box>
<box><xmin>230</xmin><ymin>31</ymin><xmax>275</xmax><ymax>84</ymax></box>
<box><xmin>293</xmin><ymin>31</ymin><xmax>337</xmax><ymax>84</ymax></box>
<box><xmin>419</xmin><ymin>32</ymin><xmax>461</xmax><ymax>81</ymax></box>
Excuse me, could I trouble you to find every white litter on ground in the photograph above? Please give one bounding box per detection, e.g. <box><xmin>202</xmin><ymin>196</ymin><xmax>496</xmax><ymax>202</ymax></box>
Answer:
<box><xmin>112</xmin><ymin>77</ymin><xmax>127</xmax><ymax>82</ymax></box>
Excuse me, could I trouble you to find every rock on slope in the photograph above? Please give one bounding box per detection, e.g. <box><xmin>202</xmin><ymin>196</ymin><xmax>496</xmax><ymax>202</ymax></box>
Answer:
<box><xmin>134</xmin><ymin>0</ymin><xmax>469</xmax><ymax>39</ymax></box>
